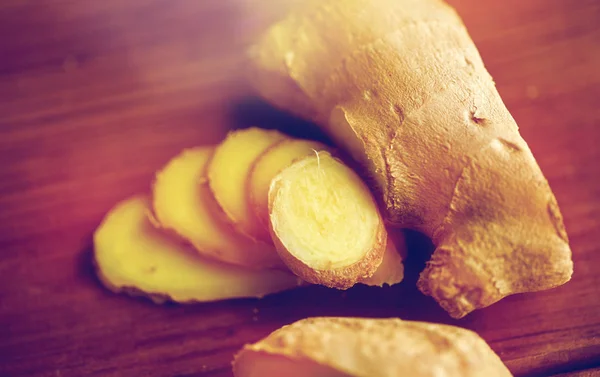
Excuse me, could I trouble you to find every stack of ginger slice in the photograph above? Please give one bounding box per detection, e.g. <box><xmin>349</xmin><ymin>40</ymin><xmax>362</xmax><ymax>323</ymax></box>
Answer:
<box><xmin>94</xmin><ymin>127</ymin><xmax>406</xmax><ymax>303</ymax></box>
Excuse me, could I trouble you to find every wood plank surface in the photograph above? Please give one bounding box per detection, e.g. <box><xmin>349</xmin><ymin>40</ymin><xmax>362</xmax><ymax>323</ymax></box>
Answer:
<box><xmin>1</xmin><ymin>0</ymin><xmax>599</xmax><ymax>376</ymax></box>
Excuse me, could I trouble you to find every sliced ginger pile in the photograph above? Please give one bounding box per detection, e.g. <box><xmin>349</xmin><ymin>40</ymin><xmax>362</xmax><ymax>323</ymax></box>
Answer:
<box><xmin>94</xmin><ymin>127</ymin><xmax>406</xmax><ymax>304</ymax></box>
<box><xmin>153</xmin><ymin>146</ymin><xmax>283</xmax><ymax>269</ymax></box>
<box><xmin>95</xmin><ymin>196</ymin><xmax>301</xmax><ymax>302</ymax></box>
<box><xmin>95</xmin><ymin>0</ymin><xmax>573</xmax><ymax>319</ymax></box>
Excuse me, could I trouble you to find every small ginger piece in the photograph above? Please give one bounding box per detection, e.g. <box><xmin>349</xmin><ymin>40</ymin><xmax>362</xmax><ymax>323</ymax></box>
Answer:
<box><xmin>153</xmin><ymin>147</ymin><xmax>282</xmax><ymax>269</ymax></box>
<box><xmin>233</xmin><ymin>317</ymin><xmax>513</xmax><ymax>377</ymax></box>
<box><xmin>248</xmin><ymin>138</ymin><xmax>330</xmax><ymax>240</ymax></box>
<box><xmin>360</xmin><ymin>233</ymin><xmax>405</xmax><ymax>287</ymax></box>
<box><xmin>269</xmin><ymin>151</ymin><xmax>386</xmax><ymax>289</ymax></box>
<box><xmin>208</xmin><ymin>127</ymin><xmax>286</xmax><ymax>240</ymax></box>
<box><xmin>94</xmin><ymin>196</ymin><xmax>302</xmax><ymax>303</ymax></box>
<box><xmin>248</xmin><ymin>0</ymin><xmax>573</xmax><ymax>317</ymax></box>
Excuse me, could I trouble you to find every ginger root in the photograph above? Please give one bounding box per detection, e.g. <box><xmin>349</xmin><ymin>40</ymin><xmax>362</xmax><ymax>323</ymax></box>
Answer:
<box><xmin>153</xmin><ymin>146</ymin><xmax>282</xmax><ymax>269</ymax></box>
<box><xmin>248</xmin><ymin>0</ymin><xmax>573</xmax><ymax>317</ymax></box>
<box><xmin>208</xmin><ymin>128</ymin><xmax>286</xmax><ymax>240</ymax></box>
<box><xmin>94</xmin><ymin>196</ymin><xmax>302</xmax><ymax>303</ymax></box>
<box><xmin>269</xmin><ymin>151</ymin><xmax>386</xmax><ymax>289</ymax></box>
<box><xmin>233</xmin><ymin>317</ymin><xmax>513</xmax><ymax>377</ymax></box>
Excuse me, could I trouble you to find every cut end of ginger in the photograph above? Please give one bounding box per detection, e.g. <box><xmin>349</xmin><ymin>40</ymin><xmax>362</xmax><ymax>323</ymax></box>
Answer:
<box><xmin>94</xmin><ymin>195</ymin><xmax>303</xmax><ymax>303</ymax></box>
<box><xmin>153</xmin><ymin>146</ymin><xmax>283</xmax><ymax>269</ymax></box>
<box><xmin>249</xmin><ymin>139</ymin><xmax>330</xmax><ymax>240</ymax></box>
<box><xmin>233</xmin><ymin>317</ymin><xmax>513</xmax><ymax>377</ymax></box>
<box><xmin>209</xmin><ymin>127</ymin><xmax>286</xmax><ymax>240</ymax></box>
<box><xmin>269</xmin><ymin>151</ymin><xmax>386</xmax><ymax>289</ymax></box>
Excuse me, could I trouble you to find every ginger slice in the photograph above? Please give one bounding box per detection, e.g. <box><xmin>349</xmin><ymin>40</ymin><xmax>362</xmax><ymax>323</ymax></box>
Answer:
<box><xmin>248</xmin><ymin>138</ymin><xmax>330</xmax><ymax>240</ymax></box>
<box><xmin>248</xmin><ymin>0</ymin><xmax>573</xmax><ymax>317</ymax></box>
<box><xmin>269</xmin><ymin>151</ymin><xmax>386</xmax><ymax>289</ymax></box>
<box><xmin>153</xmin><ymin>147</ymin><xmax>283</xmax><ymax>269</ymax></box>
<box><xmin>208</xmin><ymin>128</ymin><xmax>286</xmax><ymax>240</ymax></box>
<box><xmin>233</xmin><ymin>317</ymin><xmax>513</xmax><ymax>377</ymax></box>
<box><xmin>250</xmin><ymin>138</ymin><xmax>404</xmax><ymax>285</ymax></box>
<box><xmin>94</xmin><ymin>196</ymin><xmax>302</xmax><ymax>303</ymax></box>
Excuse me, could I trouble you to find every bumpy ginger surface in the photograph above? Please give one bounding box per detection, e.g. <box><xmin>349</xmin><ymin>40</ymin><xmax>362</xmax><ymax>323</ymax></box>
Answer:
<box><xmin>248</xmin><ymin>0</ymin><xmax>573</xmax><ymax>317</ymax></box>
<box><xmin>234</xmin><ymin>317</ymin><xmax>513</xmax><ymax>377</ymax></box>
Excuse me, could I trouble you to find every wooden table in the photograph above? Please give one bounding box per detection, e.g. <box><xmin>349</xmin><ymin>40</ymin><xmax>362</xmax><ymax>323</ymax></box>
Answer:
<box><xmin>1</xmin><ymin>0</ymin><xmax>599</xmax><ymax>376</ymax></box>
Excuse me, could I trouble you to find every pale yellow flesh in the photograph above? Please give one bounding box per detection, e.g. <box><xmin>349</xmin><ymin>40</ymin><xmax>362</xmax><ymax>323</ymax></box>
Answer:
<box><xmin>249</xmin><ymin>139</ymin><xmax>329</xmax><ymax>239</ymax></box>
<box><xmin>153</xmin><ymin>147</ymin><xmax>282</xmax><ymax>269</ymax></box>
<box><xmin>94</xmin><ymin>196</ymin><xmax>302</xmax><ymax>302</ymax></box>
<box><xmin>209</xmin><ymin>128</ymin><xmax>286</xmax><ymax>239</ymax></box>
<box><xmin>360</xmin><ymin>234</ymin><xmax>404</xmax><ymax>287</ymax></box>
<box><xmin>270</xmin><ymin>152</ymin><xmax>380</xmax><ymax>270</ymax></box>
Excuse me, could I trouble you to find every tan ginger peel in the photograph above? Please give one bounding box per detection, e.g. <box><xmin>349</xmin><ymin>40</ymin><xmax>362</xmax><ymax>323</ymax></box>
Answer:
<box><xmin>248</xmin><ymin>0</ymin><xmax>573</xmax><ymax>317</ymax></box>
<box><xmin>233</xmin><ymin>317</ymin><xmax>513</xmax><ymax>377</ymax></box>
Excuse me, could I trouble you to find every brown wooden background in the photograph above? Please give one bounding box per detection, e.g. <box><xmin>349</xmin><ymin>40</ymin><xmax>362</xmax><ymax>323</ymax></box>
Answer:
<box><xmin>1</xmin><ymin>0</ymin><xmax>599</xmax><ymax>376</ymax></box>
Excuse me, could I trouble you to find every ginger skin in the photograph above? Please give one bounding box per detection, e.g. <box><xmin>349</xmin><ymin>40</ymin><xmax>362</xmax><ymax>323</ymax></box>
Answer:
<box><xmin>248</xmin><ymin>0</ymin><xmax>573</xmax><ymax>317</ymax></box>
<box><xmin>233</xmin><ymin>317</ymin><xmax>513</xmax><ymax>377</ymax></box>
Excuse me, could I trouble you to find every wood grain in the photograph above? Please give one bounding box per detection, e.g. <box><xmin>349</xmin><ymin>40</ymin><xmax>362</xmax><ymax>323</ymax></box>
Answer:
<box><xmin>0</xmin><ymin>0</ymin><xmax>599</xmax><ymax>376</ymax></box>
